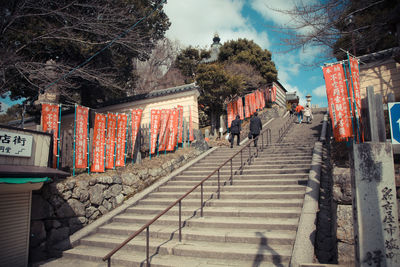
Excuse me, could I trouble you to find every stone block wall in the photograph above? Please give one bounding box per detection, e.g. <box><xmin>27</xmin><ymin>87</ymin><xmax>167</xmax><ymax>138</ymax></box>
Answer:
<box><xmin>29</xmin><ymin>149</ymin><xmax>202</xmax><ymax>262</ymax></box>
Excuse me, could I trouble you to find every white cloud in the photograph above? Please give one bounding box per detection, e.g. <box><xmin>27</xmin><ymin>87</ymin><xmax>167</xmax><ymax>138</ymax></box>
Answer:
<box><xmin>164</xmin><ymin>0</ymin><xmax>270</xmax><ymax>49</ymax></box>
<box><xmin>312</xmin><ymin>85</ymin><xmax>326</xmax><ymax>97</ymax></box>
<box><xmin>250</xmin><ymin>0</ymin><xmax>297</xmax><ymax>26</ymax></box>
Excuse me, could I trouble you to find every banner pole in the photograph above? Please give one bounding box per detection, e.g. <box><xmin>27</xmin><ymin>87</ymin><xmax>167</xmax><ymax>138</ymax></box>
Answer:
<box><xmin>114</xmin><ymin>114</ymin><xmax>118</xmax><ymax>169</ymax></box>
<box><xmin>72</xmin><ymin>104</ymin><xmax>77</xmax><ymax>176</ymax></box>
<box><xmin>56</xmin><ymin>104</ymin><xmax>62</xmax><ymax>169</ymax></box>
<box><xmin>176</xmin><ymin>109</ymin><xmax>180</xmax><ymax>150</ymax></box>
<box><xmin>124</xmin><ymin>113</ymin><xmax>130</xmax><ymax>166</ymax></box>
<box><xmin>104</xmin><ymin>115</ymin><xmax>108</xmax><ymax>172</ymax></box>
<box><xmin>132</xmin><ymin>111</ymin><xmax>135</xmax><ymax>164</ymax></box>
<box><xmin>87</xmin><ymin>108</ymin><xmax>90</xmax><ymax>174</ymax></box>
<box><xmin>347</xmin><ymin>52</ymin><xmax>362</xmax><ymax>143</ymax></box>
<box><xmin>342</xmin><ymin>61</ymin><xmax>356</xmax><ymax>142</ymax></box>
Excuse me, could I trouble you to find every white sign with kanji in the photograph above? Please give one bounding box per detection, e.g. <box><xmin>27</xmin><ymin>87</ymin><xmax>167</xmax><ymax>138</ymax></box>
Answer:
<box><xmin>0</xmin><ymin>130</ymin><xmax>33</xmax><ymax>157</ymax></box>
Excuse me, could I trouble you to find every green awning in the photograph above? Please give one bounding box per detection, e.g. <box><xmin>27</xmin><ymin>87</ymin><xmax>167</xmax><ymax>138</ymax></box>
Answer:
<box><xmin>0</xmin><ymin>177</ymin><xmax>51</xmax><ymax>184</ymax></box>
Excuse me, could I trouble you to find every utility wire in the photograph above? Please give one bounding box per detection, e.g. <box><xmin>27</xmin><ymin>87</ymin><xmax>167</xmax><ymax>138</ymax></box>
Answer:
<box><xmin>44</xmin><ymin>0</ymin><xmax>166</xmax><ymax>92</ymax></box>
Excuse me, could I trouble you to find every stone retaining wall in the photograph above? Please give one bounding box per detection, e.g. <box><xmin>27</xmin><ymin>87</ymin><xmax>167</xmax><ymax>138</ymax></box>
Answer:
<box><xmin>29</xmin><ymin>149</ymin><xmax>202</xmax><ymax>262</ymax></box>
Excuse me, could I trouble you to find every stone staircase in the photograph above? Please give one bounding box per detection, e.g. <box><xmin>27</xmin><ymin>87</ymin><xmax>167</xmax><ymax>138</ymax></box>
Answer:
<box><xmin>41</xmin><ymin>111</ymin><xmax>324</xmax><ymax>267</ymax></box>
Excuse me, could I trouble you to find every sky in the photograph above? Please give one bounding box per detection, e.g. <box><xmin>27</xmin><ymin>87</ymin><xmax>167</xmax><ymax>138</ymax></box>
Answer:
<box><xmin>163</xmin><ymin>0</ymin><xmax>329</xmax><ymax>107</ymax></box>
<box><xmin>0</xmin><ymin>0</ymin><xmax>330</xmax><ymax>113</ymax></box>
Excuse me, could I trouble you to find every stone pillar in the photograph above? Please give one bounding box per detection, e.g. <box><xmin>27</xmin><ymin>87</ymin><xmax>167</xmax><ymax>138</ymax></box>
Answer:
<box><xmin>351</xmin><ymin>142</ymin><xmax>400</xmax><ymax>266</ymax></box>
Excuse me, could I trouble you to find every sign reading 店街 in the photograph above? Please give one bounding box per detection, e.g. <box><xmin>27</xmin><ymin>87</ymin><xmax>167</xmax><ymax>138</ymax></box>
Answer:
<box><xmin>0</xmin><ymin>130</ymin><xmax>33</xmax><ymax>157</ymax></box>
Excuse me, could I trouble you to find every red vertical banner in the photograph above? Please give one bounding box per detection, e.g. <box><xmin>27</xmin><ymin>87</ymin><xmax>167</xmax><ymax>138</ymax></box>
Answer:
<box><xmin>255</xmin><ymin>91</ymin><xmax>261</xmax><ymax>109</ymax></box>
<box><xmin>244</xmin><ymin>94</ymin><xmax>250</xmax><ymax>118</ymax></box>
<box><xmin>189</xmin><ymin>107</ymin><xmax>194</xmax><ymax>141</ymax></box>
<box><xmin>251</xmin><ymin>92</ymin><xmax>256</xmax><ymax>114</ymax></box>
<box><xmin>105</xmin><ymin>113</ymin><xmax>117</xmax><ymax>169</ymax></box>
<box><xmin>227</xmin><ymin>101</ymin><xmax>234</xmax><ymax>127</ymax></box>
<box><xmin>130</xmin><ymin>109</ymin><xmax>143</xmax><ymax>158</ymax></box>
<box><xmin>271</xmin><ymin>86</ymin><xmax>277</xmax><ymax>102</ymax></box>
<box><xmin>91</xmin><ymin>113</ymin><xmax>106</xmax><ymax>172</ymax></box>
<box><xmin>177</xmin><ymin>105</ymin><xmax>184</xmax><ymax>143</ymax></box>
<box><xmin>41</xmin><ymin>103</ymin><xmax>60</xmax><ymax>168</ymax></box>
<box><xmin>232</xmin><ymin>100</ymin><xmax>238</xmax><ymax>118</ymax></box>
<box><xmin>260</xmin><ymin>89</ymin><xmax>265</xmax><ymax>108</ymax></box>
<box><xmin>166</xmin><ymin>109</ymin><xmax>179</xmax><ymax>151</ymax></box>
<box><xmin>237</xmin><ymin>97</ymin><xmax>244</xmax><ymax>120</ymax></box>
<box><xmin>74</xmin><ymin>105</ymin><xmax>89</xmax><ymax>169</ymax></box>
<box><xmin>115</xmin><ymin>113</ymin><xmax>128</xmax><ymax>167</ymax></box>
<box><xmin>349</xmin><ymin>56</ymin><xmax>362</xmax><ymax>118</ymax></box>
<box><xmin>323</xmin><ymin>63</ymin><xmax>352</xmax><ymax>141</ymax></box>
<box><xmin>158</xmin><ymin>109</ymin><xmax>171</xmax><ymax>151</ymax></box>
<box><xmin>150</xmin><ymin>110</ymin><xmax>161</xmax><ymax>154</ymax></box>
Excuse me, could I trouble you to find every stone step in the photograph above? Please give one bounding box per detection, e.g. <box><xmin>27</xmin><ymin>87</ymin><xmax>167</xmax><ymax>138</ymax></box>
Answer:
<box><xmin>146</xmin><ymin>190</ymin><xmax>305</xmax><ymax>200</ymax></box>
<box><xmin>156</xmin><ymin>184</ymin><xmax>306</xmax><ymax>193</ymax></box>
<box><xmin>98</xmin><ymin>222</ymin><xmax>297</xmax><ymax>245</ymax></box>
<box><xmin>188</xmin><ymin>164</ymin><xmax>311</xmax><ymax>171</ymax></box>
<box><xmin>138</xmin><ymin>198</ymin><xmax>304</xmax><ymax>208</ymax></box>
<box><xmin>167</xmin><ymin>178</ymin><xmax>308</xmax><ymax>186</ymax></box>
<box><xmin>203</xmin><ymin>151</ymin><xmax>312</xmax><ymax>159</ymax></box>
<box><xmin>112</xmin><ymin>214</ymin><xmax>300</xmax><ymax>231</ymax></box>
<box><xmin>172</xmin><ymin>173</ymin><xmax>309</xmax><ymax>181</ymax></box>
<box><xmin>194</xmin><ymin>159</ymin><xmax>312</xmax><ymax>167</ymax></box>
<box><xmin>62</xmin><ymin>243</ymin><xmax>291</xmax><ymax>266</ymax></box>
<box><xmin>182</xmin><ymin>167</ymin><xmax>310</xmax><ymax>176</ymax></box>
<box><xmin>125</xmin><ymin>205</ymin><xmax>302</xmax><ymax>218</ymax></box>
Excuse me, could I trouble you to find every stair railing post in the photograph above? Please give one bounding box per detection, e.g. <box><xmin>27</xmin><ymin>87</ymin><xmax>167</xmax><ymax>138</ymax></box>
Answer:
<box><xmin>256</xmin><ymin>137</ymin><xmax>259</xmax><ymax>158</ymax></box>
<box><xmin>230</xmin><ymin>158</ymin><xmax>233</xmax><ymax>185</ymax></box>
<box><xmin>240</xmin><ymin>150</ymin><xmax>243</xmax><ymax>175</ymax></box>
<box><xmin>200</xmin><ymin>183</ymin><xmax>203</xmax><ymax>217</ymax></box>
<box><xmin>261</xmin><ymin>132</ymin><xmax>264</xmax><ymax>151</ymax></box>
<box><xmin>146</xmin><ymin>226</ymin><xmax>150</xmax><ymax>267</ymax></box>
<box><xmin>217</xmin><ymin>169</ymin><xmax>220</xmax><ymax>199</ymax></box>
<box><xmin>179</xmin><ymin>200</ymin><xmax>182</xmax><ymax>242</ymax></box>
<box><xmin>249</xmin><ymin>145</ymin><xmax>251</xmax><ymax>165</ymax></box>
<box><xmin>107</xmin><ymin>258</ymin><xmax>111</xmax><ymax>267</ymax></box>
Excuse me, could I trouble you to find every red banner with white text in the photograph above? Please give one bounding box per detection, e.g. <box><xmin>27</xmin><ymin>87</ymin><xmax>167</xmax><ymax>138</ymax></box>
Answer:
<box><xmin>271</xmin><ymin>86</ymin><xmax>277</xmax><ymax>102</ymax></box>
<box><xmin>323</xmin><ymin>64</ymin><xmax>353</xmax><ymax>141</ymax></box>
<box><xmin>41</xmin><ymin>103</ymin><xmax>60</xmax><ymax>168</ymax></box>
<box><xmin>227</xmin><ymin>101</ymin><xmax>234</xmax><ymax>127</ymax></box>
<box><xmin>150</xmin><ymin>110</ymin><xmax>161</xmax><ymax>154</ymax></box>
<box><xmin>158</xmin><ymin>109</ymin><xmax>171</xmax><ymax>152</ymax></box>
<box><xmin>91</xmin><ymin>113</ymin><xmax>106</xmax><ymax>172</ymax></box>
<box><xmin>74</xmin><ymin>105</ymin><xmax>89</xmax><ymax>169</ymax></box>
<box><xmin>244</xmin><ymin>94</ymin><xmax>250</xmax><ymax>118</ymax></box>
<box><xmin>115</xmin><ymin>113</ymin><xmax>128</xmax><ymax>167</ymax></box>
<box><xmin>105</xmin><ymin>113</ymin><xmax>117</xmax><ymax>169</ymax></box>
<box><xmin>166</xmin><ymin>109</ymin><xmax>179</xmax><ymax>151</ymax></box>
<box><xmin>237</xmin><ymin>97</ymin><xmax>244</xmax><ymax>120</ymax></box>
<box><xmin>130</xmin><ymin>109</ymin><xmax>143</xmax><ymax>158</ymax></box>
<box><xmin>349</xmin><ymin>56</ymin><xmax>362</xmax><ymax>119</ymax></box>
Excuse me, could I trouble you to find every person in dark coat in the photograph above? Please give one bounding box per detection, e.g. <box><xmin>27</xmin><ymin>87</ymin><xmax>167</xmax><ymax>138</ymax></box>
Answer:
<box><xmin>250</xmin><ymin>112</ymin><xmax>262</xmax><ymax>147</ymax></box>
<box><xmin>230</xmin><ymin>115</ymin><xmax>241</xmax><ymax>148</ymax></box>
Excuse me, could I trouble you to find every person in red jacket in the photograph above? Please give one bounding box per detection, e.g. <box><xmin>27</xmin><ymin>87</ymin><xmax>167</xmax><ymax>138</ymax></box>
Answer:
<box><xmin>295</xmin><ymin>104</ymin><xmax>304</xmax><ymax>124</ymax></box>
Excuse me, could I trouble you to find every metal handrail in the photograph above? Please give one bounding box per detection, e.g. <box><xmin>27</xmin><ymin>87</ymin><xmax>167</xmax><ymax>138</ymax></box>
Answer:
<box><xmin>278</xmin><ymin>116</ymin><xmax>293</xmax><ymax>143</ymax></box>
<box><xmin>102</xmin><ymin>124</ymin><xmax>276</xmax><ymax>266</ymax></box>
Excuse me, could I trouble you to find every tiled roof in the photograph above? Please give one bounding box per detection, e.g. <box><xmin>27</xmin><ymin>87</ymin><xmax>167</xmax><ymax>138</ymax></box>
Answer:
<box><xmin>358</xmin><ymin>47</ymin><xmax>400</xmax><ymax>64</ymax></box>
<box><xmin>95</xmin><ymin>83</ymin><xmax>198</xmax><ymax>108</ymax></box>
